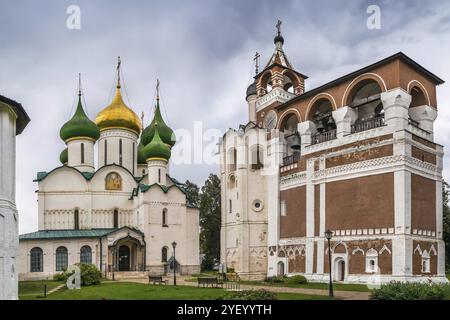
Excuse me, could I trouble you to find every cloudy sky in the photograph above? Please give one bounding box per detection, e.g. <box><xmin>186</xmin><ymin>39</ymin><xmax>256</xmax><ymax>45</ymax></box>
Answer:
<box><xmin>1</xmin><ymin>0</ymin><xmax>450</xmax><ymax>234</ymax></box>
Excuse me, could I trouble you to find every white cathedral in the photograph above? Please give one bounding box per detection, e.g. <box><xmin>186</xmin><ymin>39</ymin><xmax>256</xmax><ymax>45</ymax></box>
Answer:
<box><xmin>17</xmin><ymin>61</ymin><xmax>200</xmax><ymax>280</ymax></box>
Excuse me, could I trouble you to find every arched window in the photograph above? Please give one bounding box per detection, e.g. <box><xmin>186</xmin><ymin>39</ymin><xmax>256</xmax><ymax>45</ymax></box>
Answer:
<box><xmin>227</xmin><ymin>148</ymin><xmax>237</xmax><ymax>172</ymax></box>
<box><xmin>348</xmin><ymin>80</ymin><xmax>384</xmax><ymax>133</ymax></box>
<box><xmin>365</xmin><ymin>248</ymin><xmax>378</xmax><ymax>273</ymax></box>
<box><xmin>119</xmin><ymin>139</ymin><xmax>123</xmax><ymax>166</ymax></box>
<box><xmin>113</xmin><ymin>209</ymin><xmax>119</xmax><ymax>228</ymax></box>
<box><xmin>309</xmin><ymin>99</ymin><xmax>336</xmax><ymax>144</ymax></box>
<box><xmin>158</xmin><ymin>169</ymin><xmax>161</xmax><ymax>183</ymax></box>
<box><xmin>74</xmin><ymin>209</ymin><xmax>79</xmax><ymax>230</ymax></box>
<box><xmin>81</xmin><ymin>143</ymin><xmax>85</xmax><ymax>164</ymax></box>
<box><xmin>55</xmin><ymin>246</ymin><xmax>68</xmax><ymax>271</ymax></box>
<box><xmin>30</xmin><ymin>247</ymin><xmax>43</xmax><ymax>272</ymax></box>
<box><xmin>162</xmin><ymin>208</ymin><xmax>168</xmax><ymax>227</ymax></box>
<box><xmin>132</xmin><ymin>142</ymin><xmax>135</xmax><ymax>175</ymax></box>
<box><xmin>104</xmin><ymin>139</ymin><xmax>108</xmax><ymax>165</ymax></box>
<box><xmin>280</xmin><ymin>113</ymin><xmax>301</xmax><ymax>156</ymax></box>
<box><xmin>250</xmin><ymin>145</ymin><xmax>264</xmax><ymax>170</ymax></box>
<box><xmin>410</xmin><ymin>86</ymin><xmax>428</xmax><ymax>108</ymax></box>
<box><xmin>421</xmin><ymin>250</ymin><xmax>430</xmax><ymax>273</ymax></box>
<box><xmin>80</xmin><ymin>245</ymin><xmax>92</xmax><ymax>264</ymax></box>
<box><xmin>229</xmin><ymin>199</ymin><xmax>232</xmax><ymax>214</ymax></box>
<box><xmin>161</xmin><ymin>247</ymin><xmax>168</xmax><ymax>262</ymax></box>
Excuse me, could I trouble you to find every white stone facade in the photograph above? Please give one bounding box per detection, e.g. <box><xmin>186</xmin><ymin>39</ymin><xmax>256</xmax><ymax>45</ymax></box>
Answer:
<box><xmin>220</xmin><ymin>48</ymin><xmax>447</xmax><ymax>284</ymax></box>
<box><xmin>0</xmin><ymin>96</ymin><xmax>29</xmax><ymax>300</ymax></box>
<box><xmin>18</xmin><ymin>126</ymin><xmax>200</xmax><ymax>280</ymax></box>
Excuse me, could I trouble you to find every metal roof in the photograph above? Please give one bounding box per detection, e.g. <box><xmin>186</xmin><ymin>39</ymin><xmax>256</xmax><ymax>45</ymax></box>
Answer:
<box><xmin>19</xmin><ymin>229</ymin><xmax>116</xmax><ymax>241</ymax></box>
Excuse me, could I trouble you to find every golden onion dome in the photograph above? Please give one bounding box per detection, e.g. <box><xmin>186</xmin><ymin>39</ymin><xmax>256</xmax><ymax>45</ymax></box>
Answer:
<box><xmin>95</xmin><ymin>85</ymin><xmax>142</xmax><ymax>135</ymax></box>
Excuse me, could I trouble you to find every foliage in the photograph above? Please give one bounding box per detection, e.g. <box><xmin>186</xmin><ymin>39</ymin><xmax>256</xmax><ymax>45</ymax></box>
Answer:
<box><xmin>442</xmin><ymin>180</ymin><xmax>450</xmax><ymax>272</ymax></box>
<box><xmin>264</xmin><ymin>275</ymin><xmax>308</xmax><ymax>285</ymax></box>
<box><xmin>53</xmin><ymin>272</ymin><xmax>68</xmax><ymax>282</ymax></box>
<box><xmin>77</xmin><ymin>263</ymin><xmax>102</xmax><ymax>286</ymax></box>
<box><xmin>370</xmin><ymin>282</ymin><xmax>448</xmax><ymax>300</ymax></box>
<box><xmin>199</xmin><ymin>174</ymin><xmax>221</xmax><ymax>271</ymax></box>
<box><xmin>184</xmin><ymin>180</ymin><xmax>200</xmax><ymax>208</ymax></box>
<box><xmin>264</xmin><ymin>275</ymin><xmax>287</xmax><ymax>283</ymax></box>
<box><xmin>54</xmin><ymin>263</ymin><xmax>102</xmax><ymax>286</ymax></box>
<box><xmin>219</xmin><ymin>289</ymin><xmax>278</xmax><ymax>300</ymax></box>
<box><xmin>285</xmin><ymin>275</ymin><xmax>308</xmax><ymax>284</ymax></box>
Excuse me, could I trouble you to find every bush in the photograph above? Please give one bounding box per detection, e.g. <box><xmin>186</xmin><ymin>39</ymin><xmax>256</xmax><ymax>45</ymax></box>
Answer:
<box><xmin>77</xmin><ymin>263</ymin><xmax>102</xmax><ymax>286</ymax></box>
<box><xmin>219</xmin><ymin>289</ymin><xmax>278</xmax><ymax>300</ymax></box>
<box><xmin>53</xmin><ymin>272</ymin><xmax>68</xmax><ymax>282</ymax></box>
<box><xmin>370</xmin><ymin>282</ymin><xmax>447</xmax><ymax>300</ymax></box>
<box><xmin>285</xmin><ymin>275</ymin><xmax>308</xmax><ymax>284</ymax></box>
<box><xmin>56</xmin><ymin>263</ymin><xmax>102</xmax><ymax>286</ymax></box>
<box><xmin>264</xmin><ymin>275</ymin><xmax>287</xmax><ymax>283</ymax></box>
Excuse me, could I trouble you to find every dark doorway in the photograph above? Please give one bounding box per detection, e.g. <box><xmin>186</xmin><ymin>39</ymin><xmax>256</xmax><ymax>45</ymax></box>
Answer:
<box><xmin>339</xmin><ymin>261</ymin><xmax>345</xmax><ymax>281</ymax></box>
<box><xmin>119</xmin><ymin>245</ymin><xmax>130</xmax><ymax>271</ymax></box>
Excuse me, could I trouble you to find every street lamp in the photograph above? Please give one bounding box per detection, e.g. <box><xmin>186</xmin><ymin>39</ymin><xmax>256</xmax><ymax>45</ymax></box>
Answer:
<box><xmin>172</xmin><ymin>241</ymin><xmax>177</xmax><ymax>286</ymax></box>
<box><xmin>324</xmin><ymin>229</ymin><xmax>334</xmax><ymax>298</ymax></box>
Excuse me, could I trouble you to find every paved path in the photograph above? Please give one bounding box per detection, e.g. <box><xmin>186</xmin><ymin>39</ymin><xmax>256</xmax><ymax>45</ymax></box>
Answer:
<box><xmin>116</xmin><ymin>276</ymin><xmax>370</xmax><ymax>300</ymax></box>
<box><xmin>48</xmin><ymin>284</ymin><xmax>66</xmax><ymax>295</ymax></box>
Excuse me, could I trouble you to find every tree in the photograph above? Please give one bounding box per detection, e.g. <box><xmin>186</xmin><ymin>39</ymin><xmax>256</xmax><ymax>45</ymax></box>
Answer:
<box><xmin>442</xmin><ymin>180</ymin><xmax>450</xmax><ymax>271</ymax></box>
<box><xmin>184</xmin><ymin>180</ymin><xmax>200</xmax><ymax>208</ymax></box>
<box><xmin>199</xmin><ymin>174</ymin><xmax>221</xmax><ymax>271</ymax></box>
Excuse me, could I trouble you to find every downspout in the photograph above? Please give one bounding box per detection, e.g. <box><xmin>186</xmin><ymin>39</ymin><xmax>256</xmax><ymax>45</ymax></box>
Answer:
<box><xmin>99</xmin><ymin>237</ymin><xmax>103</xmax><ymax>272</ymax></box>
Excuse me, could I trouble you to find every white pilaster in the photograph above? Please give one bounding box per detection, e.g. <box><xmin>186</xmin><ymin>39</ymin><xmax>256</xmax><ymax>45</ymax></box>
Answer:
<box><xmin>381</xmin><ymin>88</ymin><xmax>411</xmax><ymax>131</ymax></box>
<box><xmin>298</xmin><ymin>121</ymin><xmax>315</xmax><ymax>149</ymax></box>
<box><xmin>332</xmin><ymin>106</ymin><xmax>357</xmax><ymax>139</ymax></box>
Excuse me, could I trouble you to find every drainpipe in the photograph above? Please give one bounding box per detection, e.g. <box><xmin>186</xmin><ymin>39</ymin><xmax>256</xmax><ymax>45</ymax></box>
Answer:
<box><xmin>99</xmin><ymin>237</ymin><xmax>103</xmax><ymax>272</ymax></box>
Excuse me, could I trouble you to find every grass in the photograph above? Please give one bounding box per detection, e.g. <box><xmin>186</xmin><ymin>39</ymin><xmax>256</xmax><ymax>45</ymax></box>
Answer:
<box><xmin>19</xmin><ymin>281</ymin><xmax>333</xmax><ymax>300</ymax></box>
<box><xmin>239</xmin><ymin>280</ymin><xmax>371</xmax><ymax>292</ymax></box>
<box><xmin>184</xmin><ymin>275</ymin><xmax>370</xmax><ymax>293</ymax></box>
<box><xmin>19</xmin><ymin>280</ymin><xmax>63</xmax><ymax>300</ymax></box>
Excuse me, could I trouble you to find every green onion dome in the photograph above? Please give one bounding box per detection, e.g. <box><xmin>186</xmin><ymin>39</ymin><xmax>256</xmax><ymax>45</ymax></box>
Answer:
<box><xmin>141</xmin><ymin>99</ymin><xmax>175</xmax><ymax>148</ymax></box>
<box><xmin>59</xmin><ymin>148</ymin><xmax>68</xmax><ymax>165</ymax></box>
<box><xmin>143</xmin><ymin>122</ymin><xmax>171</xmax><ymax>161</ymax></box>
<box><xmin>60</xmin><ymin>95</ymin><xmax>100</xmax><ymax>142</ymax></box>
<box><xmin>137</xmin><ymin>141</ymin><xmax>146</xmax><ymax>165</ymax></box>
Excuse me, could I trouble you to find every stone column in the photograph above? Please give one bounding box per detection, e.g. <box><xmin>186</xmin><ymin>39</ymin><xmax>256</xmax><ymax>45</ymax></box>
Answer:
<box><xmin>332</xmin><ymin>106</ymin><xmax>358</xmax><ymax>139</ymax></box>
<box><xmin>381</xmin><ymin>88</ymin><xmax>411</xmax><ymax>131</ymax></box>
<box><xmin>298</xmin><ymin>121</ymin><xmax>316</xmax><ymax>149</ymax></box>
<box><xmin>409</xmin><ymin>105</ymin><xmax>437</xmax><ymax>137</ymax></box>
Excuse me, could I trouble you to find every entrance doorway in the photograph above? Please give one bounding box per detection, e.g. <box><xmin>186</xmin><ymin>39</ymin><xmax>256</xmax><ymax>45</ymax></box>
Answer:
<box><xmin>277</xmin><ymin>261</ymin><xmax>285</xmax><ymax>276</ymax></box>
<box><xmin>333</xmin><ymin>258</ymin><xmax>346</xmax><ymax>282</ymax></box>
<box><xmin>118</xmin><ymin>245</ymin><xmax>130</xmax><ymax>271</ymax></box>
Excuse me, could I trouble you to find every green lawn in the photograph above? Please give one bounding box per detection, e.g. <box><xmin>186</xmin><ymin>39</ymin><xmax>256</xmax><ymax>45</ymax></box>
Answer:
<box><xmin>185</xmin><ymin>278</ymin><xmax>370</xmax><ymax>292</ymax></box>
<box><xmin>239</xmin><ymin>280</ymin><xmax>371</xmax><ymax>292</ymax></box>
<box><xmin>19</xmin><ymin>280</ymin><xmax>63</xmax><ymax>299</ymax></box>
<box><xmin>19</xmin><ymin>281</ymin><xmax>332</xmax><ymax>300</ymax></box>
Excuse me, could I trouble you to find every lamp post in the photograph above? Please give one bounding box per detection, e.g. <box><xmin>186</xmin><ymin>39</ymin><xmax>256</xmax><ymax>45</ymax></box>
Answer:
<box><xmin>172</xmin><ymin>241</ymin><xmax>177</xmax><ymax>286</ymax></box>
<box><xmin>324</xmin><ymin>229</ymin><xmax>334</xmax><ymax>298</ymax></box>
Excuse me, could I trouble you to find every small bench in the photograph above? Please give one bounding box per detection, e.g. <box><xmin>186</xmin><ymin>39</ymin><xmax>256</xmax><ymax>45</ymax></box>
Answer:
<box><xmin>149</xmin><ymin>275</ymin><xmax>167</xmax><ymax>285</ymax></box>
<box><xmin>197</xmin><ymin>277</ymin><xmax>223</xmax><ymax>288</ymax></box>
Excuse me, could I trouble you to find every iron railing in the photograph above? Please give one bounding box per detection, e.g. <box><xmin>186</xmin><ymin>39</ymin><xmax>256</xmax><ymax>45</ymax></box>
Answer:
<box><xmin>351</xmin><ymin>115</ymin><xmax>385</xmax><ymax>133</ymax></box>
<box><xmin>311</xmin><ymin>129</ymin><xmax>337</xmax><ymax>145</ymax></box>
<box><xmin>282</xmin><ymin>152</ymin><xmax>301</xmax><ymax>167</ymax></box>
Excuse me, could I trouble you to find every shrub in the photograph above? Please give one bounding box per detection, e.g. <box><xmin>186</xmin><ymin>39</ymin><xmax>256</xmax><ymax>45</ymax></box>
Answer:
<box><xmin>220</xmin><ymin>289</ymin><xmax>278</xmax><ymax>300</ymax></box>
<box><xmin>58</xmin><ymin>263</ymin><xmax>102</xmax><ymax>286</ymax></box>
<box><xmin>285</xmin><ymin>275</ymin><xmax>308</xmax><ymax>284</ymax></box>
<box><xmin>264</xmin><ymin>275</ymin><xmax>287</xmax><ymax>283</ymax></box>
<box><xmin>370</xmin><ymin>282</ymin><xmax>447</xmax><ymax>300</ymax></box>
<box><xmin>53</xmin><ymin>272</ymin><xmax>68</xmax><ymax>282</ymax></box>
<box><xmin>77</xmin><ymin>263</ymin><xmax>102</xmax><ymax>286</ymax></box>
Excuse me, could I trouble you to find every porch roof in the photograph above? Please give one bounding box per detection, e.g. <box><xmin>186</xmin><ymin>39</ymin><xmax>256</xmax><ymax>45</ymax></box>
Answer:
<box><xmin>19</xmin><ymin>228</ymin><xmax>116</xmax><ymax>241</ymax></box>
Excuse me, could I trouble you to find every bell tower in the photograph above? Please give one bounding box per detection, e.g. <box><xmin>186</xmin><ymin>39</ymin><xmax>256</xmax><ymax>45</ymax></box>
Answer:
<box><xmin>252</xmin><ymin>21</ymin><xmax>307</xmax><ymax>130</ymax></box>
